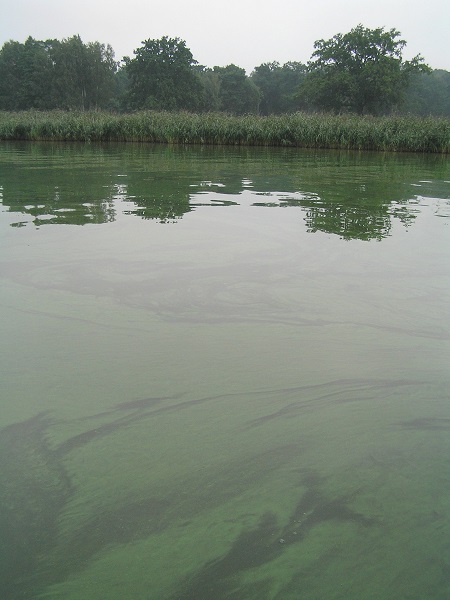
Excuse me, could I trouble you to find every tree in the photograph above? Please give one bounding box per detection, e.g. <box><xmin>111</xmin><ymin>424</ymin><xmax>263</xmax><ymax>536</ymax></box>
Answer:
<box><xmin>111</xmin><ymin>65</ymin><xmax>131</xmax><ymax>111</ymax></box>
<box><xmin>82</xmin><ymin>41</ymin><xmax>117</xmax><ymax>109</ymax></box>
<box><xmin>124</xmin><ymin>37</ymin><xmax>203</xmax><ymax>111</ymax></box>
<box><xmin>299</xmin><ymin>25</ymin><xmax>430</xmax><ymax>115</ymax></box>
<box><xmin>403</xmin><ymin>69</ymin><xmax>450</xmax><ymax>117</ymax></box>
<box><xmin>213</xmin><ymin>64</ymin><xmax>260</xmax><ymax>114</ymax></box>
<box><xmin>0</xmin><ymin>36</ymin><xmax>117</xmax><ymax>111</ymax></box>
<box><xmin>50</xmin><ymin>36</ymin><xmax>117</xmax><ymax>110</ymax></box>
<box><xmin>196</xmin><ymin>67</ymin><xmax>221</xmax><ymax>112</ymax></box>
<box><xmin>251</xmin><ymin>61</ymin><xmax>306</xmax><ymax>114</ymax></box>
<box><xmin>0</xmin><ymin>37</ymin><xmax>55</xmax><ymax>110</ymax></box>
<box><xmin>0</xmin><ymin>40</ymin><xmax>29</xmax><ymax>110</ymax></box>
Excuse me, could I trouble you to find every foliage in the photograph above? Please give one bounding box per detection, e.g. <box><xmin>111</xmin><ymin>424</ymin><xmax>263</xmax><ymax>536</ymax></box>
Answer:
<box><xmin>111</xmin><ymin>66</ymin><xmax>131</xmax><ymax>111</ymax></box>
<box><xmin>0</xmin><ymin>29</ymin><xmax>446</xmax><ymax>118</ymax></box>
<box><xmin>124</xmin><ymin>37</ymin><xmax>203</xmax><ymax>111</ymax></box>
<box><xmin>299</xmin><ymin>25</ymin><xmax>430</xmax><ymax>115</ymax></box>
<box><xmin>0</xmin><ymin>36</ymin><xmax>117</xmax><ymax>111</ymax></box>
<box><xmin>195</xmin><ymin>65</ymin><xmax>261</xmax><ymax>114</ymax></box>
<box><xmin>0</xmin><ymin>110</ymin><xmax>448</xmax><ymax>153</ymax></box>
<box><xmin>403</xmin><ymin>70</ymin><xmax>450</xmax><ymax>117</ymax></box>
<box><xmin>251</xmin><ymin>62</ymin><xmax>306</xmax><ymax>115</ymax></box>
<box><xmin>212</xmin><ymin>64</ymin><xmax>261</xmax><ymax>114</ymax></box>
<box><xmin>50</xmin><ymin>36</ymin><xmax>117</xmax><ymax>110</ymax></box>
<box><xmin>196</xmin><ymin>68</ymin><xmax>222</xmax><ymax>112</ymax></box>
<box><xmin>0</xmin><ymin>38</ymin><xmax>54</xmax><ymax>110</ymax></box>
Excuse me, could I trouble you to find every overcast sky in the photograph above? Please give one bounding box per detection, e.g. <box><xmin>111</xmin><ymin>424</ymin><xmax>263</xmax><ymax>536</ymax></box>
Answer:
<box><xmin>1</xmin><ymin>0</ymin><xmax>449</xmax><ymax>72</ymax></box>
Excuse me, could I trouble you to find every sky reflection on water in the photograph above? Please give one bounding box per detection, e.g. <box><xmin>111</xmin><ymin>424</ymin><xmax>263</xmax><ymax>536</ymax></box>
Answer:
<box><xmin>1</xmin><ymin>142</ymin><xmax>448</xmax><ymax>239</ymax></box>
<box><xmin>0</xmin><ymin>142</ymin><xmax>449</xmax><ymax>600</ymax></box>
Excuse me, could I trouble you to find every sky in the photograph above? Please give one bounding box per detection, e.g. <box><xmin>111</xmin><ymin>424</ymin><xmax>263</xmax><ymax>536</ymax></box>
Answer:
<box><xmin>1</xmin><ymin>0</ymin><xmax>449</xmax><ymax>72</ymax></box>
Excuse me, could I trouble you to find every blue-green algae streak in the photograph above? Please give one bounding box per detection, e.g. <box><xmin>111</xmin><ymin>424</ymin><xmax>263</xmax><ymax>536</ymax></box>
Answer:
<box><xmin>0</xmin><ymin>141</ymin><xmax>449</xmax><ymax>600</ymax></box>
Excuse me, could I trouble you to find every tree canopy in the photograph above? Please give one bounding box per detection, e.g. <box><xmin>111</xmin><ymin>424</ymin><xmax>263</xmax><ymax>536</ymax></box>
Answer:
<box><xmin>299</xmin><ymin>25</ymin><xmax>430</xmax><ymax>114</ymax></box>
<box><xmin>0</xmin><ymin>36</ymin><xmax>117</xmax><ymax>111</ymax></box>
<box><xmin>0</xmin><ymin>28</ymin><xmax>448</xmax><ymax>116</ymax></box>
<box><xmin>403</xmin><ymin>69</ymin><xmax>450</xmax><ymax>116</ymax></box>
<box><xmin>212</xmin><ymin>64</ymin><xmax>260</xmax><ymax>114</ymax></box>
<box><xmin>251</xmin><ymin>62</ymin><xmax>306</xmax><ymax>115</ymax></box>
<box><xmin>124</xmin><ymin>37</ymin><xmax>203</xmax><ymax>111</ymax></box>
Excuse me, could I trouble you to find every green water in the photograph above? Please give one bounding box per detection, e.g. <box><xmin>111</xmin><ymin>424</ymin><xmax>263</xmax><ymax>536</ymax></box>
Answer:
<box><xmin>0</xmin><ymin>142</ymin><xmax>449</xmax><ymax>599</ymax></box>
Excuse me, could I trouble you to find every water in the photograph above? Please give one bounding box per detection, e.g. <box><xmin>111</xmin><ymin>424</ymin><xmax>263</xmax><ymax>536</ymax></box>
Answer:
<box><xmin>0</xmin><ymin>141</ymin><xmax>449</xmax><ymax>599</ymax></box>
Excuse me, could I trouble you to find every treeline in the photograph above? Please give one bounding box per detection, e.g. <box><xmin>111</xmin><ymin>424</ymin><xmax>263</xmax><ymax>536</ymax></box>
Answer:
<box><xmin>0</xmin><ymin>27</ymin><xmax>449</xmax><ymax>117</ymax></box>
<box><xmin>0</xmin><ymin>36</ymin><xmax>116</xmax><ymax>111</ymax></box>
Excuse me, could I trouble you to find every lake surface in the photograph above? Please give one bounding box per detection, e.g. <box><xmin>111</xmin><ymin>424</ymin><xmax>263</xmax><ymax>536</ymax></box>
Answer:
<box><xmin>0</xmin><ymin>141</ymin><xmax>449</xmax><ymax>600</ymax></box>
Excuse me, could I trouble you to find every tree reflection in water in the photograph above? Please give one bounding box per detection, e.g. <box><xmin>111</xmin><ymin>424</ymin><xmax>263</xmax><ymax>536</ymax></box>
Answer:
<box><xmin>0</xmin><ymin>141</ymin><xmax>447</xmax><ymax>238</ymax></box>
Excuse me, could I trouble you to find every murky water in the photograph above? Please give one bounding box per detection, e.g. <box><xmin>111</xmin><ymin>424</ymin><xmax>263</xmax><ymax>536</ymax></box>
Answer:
<box><xmin>0</xmin><ymin>141</ymin><xmax>449</xmax><ymax>599</ymax></box>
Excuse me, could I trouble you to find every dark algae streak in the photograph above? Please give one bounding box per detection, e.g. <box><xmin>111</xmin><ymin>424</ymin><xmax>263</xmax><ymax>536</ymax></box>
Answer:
<box><xmin>1</xmin><ymin>141</ymin><xmax>448</xmax><ymax>599</ymax></box>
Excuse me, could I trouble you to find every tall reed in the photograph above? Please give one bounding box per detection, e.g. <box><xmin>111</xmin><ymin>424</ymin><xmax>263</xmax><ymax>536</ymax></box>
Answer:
<box><xmin>0</xmin><ymin>110</ymin><xmax>448</xmax><ymax>152</ymax></box>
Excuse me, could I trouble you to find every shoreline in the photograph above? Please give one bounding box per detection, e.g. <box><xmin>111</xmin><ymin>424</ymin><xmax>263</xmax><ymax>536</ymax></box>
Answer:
<box><xmin>0</xmin><ymin>110</ymin><xmax>448</xmax><ymax>153</ymax></box>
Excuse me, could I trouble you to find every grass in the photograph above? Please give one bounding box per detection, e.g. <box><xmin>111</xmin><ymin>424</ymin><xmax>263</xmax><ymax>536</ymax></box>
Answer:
<box><xmin>0</xmin><ymin>110</ymin><xmax>448</xmax><ymax>153</ymax></box>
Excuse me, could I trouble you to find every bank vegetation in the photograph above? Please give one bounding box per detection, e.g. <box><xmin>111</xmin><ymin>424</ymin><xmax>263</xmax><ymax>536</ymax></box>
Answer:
<box><xmin>0</xmin><ymin>110</ymin><xmax>448</xmax><ymax>153</ymax></box>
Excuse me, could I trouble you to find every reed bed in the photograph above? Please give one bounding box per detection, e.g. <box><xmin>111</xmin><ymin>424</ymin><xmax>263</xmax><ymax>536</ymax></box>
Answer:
<box><xmin>0</xmin><ymin>110</ymin><xmax>448</xmax><ymax>152</ymax></box>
